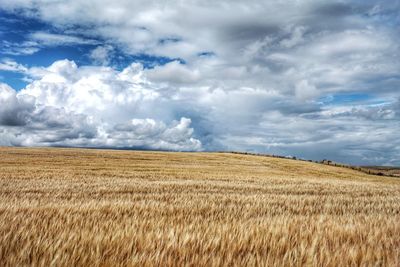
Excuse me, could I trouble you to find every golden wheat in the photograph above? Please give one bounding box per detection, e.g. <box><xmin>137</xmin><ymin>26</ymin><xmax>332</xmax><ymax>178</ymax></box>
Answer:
<box><xmin>0</xmin><ymin>147</ymin><xmax>399</xmax><ymax>266</ymax></box>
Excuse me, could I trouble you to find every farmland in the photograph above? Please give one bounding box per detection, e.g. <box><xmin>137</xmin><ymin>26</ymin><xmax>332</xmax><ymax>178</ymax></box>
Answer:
<box><xmin>0</xmin><ymin>147</ymin><xmax>399</xmax><ymax>266</ymax></box>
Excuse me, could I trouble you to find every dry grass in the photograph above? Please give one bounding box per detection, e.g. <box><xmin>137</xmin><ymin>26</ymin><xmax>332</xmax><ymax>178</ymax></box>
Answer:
<box><xmin>0</xmin><ymin>147</ymin><xmax>399</xmax><ymax>266</ymax></box>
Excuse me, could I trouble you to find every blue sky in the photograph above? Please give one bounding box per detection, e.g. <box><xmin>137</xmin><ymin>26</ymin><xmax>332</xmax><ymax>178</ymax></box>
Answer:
<box><xmin>0</xmin><ymin>9</ymin><xmax>183</xmax><ymax>89</ymax></box>
<box><xmin>0</xmin><ymin>0</ymin><xmax>399</xmax><ymax>165</ymax></box>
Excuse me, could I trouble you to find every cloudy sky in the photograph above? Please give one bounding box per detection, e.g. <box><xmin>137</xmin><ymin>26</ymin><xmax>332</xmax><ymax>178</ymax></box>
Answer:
<box><xmin>0</xmin><ymin>0</ymin><xmax>399</xmax><ymax>165</ymax></box>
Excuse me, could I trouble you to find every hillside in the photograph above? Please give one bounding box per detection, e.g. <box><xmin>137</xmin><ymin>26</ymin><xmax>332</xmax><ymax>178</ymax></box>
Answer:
<box><xmin>0</xmin><ymin>147</ymin><xmax>399</xmax><ymax>266</ymax></box>
<box><xmin>360</xmin><ymin>166</ymin><xmax>400</xmax><ymax>177</ymax></box>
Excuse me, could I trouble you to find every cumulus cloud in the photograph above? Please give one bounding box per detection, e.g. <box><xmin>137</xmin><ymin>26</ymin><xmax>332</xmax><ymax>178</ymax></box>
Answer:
<box><xmin>146</xmin><ymin>61</ymin><xmax>200</xmax><ymax>84</ymax></box>
<box><xmin>1</xmin><ymin>55</ymin><xmax>399</xmax><ymax>164</ymax></box>
<box><xmin>0</xmin><ymin>61</ymin><xmax>202</xmax><ymax>151</ymax></box>
<box><xmin>0</xmin><ymin>83</ymin><xmax>34</xmax><ymax>126</ymax></box>
<box><xmin>111</xmin><ymin>118</ymin><xmax>201</xmax><ymax>150</ymax></box>
<box><xmin>0</xmin><ymin>0</ymin><xmax>399</xmax><ymax>165</ymax></box>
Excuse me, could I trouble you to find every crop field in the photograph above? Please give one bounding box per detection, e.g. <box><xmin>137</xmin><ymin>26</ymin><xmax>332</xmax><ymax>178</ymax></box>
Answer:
<box><xmin>360</xmin><ymin>166</ymin><xmax>400</xmax><ymax>177</ymax></box>
<box><xmin>0</xmin><ymin>147</ymin><xmax>399</xmax><ymax>266</ymax></box>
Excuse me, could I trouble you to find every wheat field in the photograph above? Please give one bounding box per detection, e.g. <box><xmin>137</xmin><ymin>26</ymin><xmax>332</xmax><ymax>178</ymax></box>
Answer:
<box><xmin>0</xmin><ymin>147</ymin><xmax>399</xmax><ymax>266</ymax></box>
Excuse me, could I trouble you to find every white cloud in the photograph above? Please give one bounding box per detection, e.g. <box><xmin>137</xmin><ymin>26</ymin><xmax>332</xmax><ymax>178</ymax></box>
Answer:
<box><xmin>89</xmin><ymin>45</ymin><xmax>114</xmax><ymax>65</ymax></box>
<box><xmin>145</xmin><ymin>61</ymin><xmax>200</xmax><ymax>84</ymax></box>
<box><xmin>30</xmin><ymin>32</ymin><xmax>99</xmax><ymax>46</ymax></box>
<box><xmin>295</xmin><ymin>80</ymin><xmax>318</xmax><ymax>101</ymax></box>
<box><xmin>0</xmin><ymin>83</ymin><xmax>35</xmax><ymax>126</ymax></box>
<box><xmin>0</xmin><ymin>40</ymin><xmax>40</xmax><ymax>56</ymax></box>
<box><xmin>0</xmin><ymin>31</ymin><xmax>99</xmax><ymax>56</ymax></box>
<box><xmin>1</xmin><ymin>56</ymin><xmax>399</xmax><ymax>164</ymax></box>
<box><xmin>0</xmin><ymin>59</ymin><xmax>28</xmax><ymax>73</ymax></box>
<box><xmin>111</xmin><ymin>117</ymin><xmax>201</xmax><ymax>150</ymax></box>
<box><xmin>0</xmin><ymin>61</ymin><xmax>202</xmax><ymax>151</ymax></box>
<box><xmin>0</xmin><ymin>1</ymin><xmax>399</xmax><ymax>164</ymax></box>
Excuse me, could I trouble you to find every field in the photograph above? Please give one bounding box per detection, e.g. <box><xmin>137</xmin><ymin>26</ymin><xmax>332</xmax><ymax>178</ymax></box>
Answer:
<box><xmin>360</xmin><ymin>166</ymin><xmax>400</xmax><ymax>177</ymax></box>
<box><xmin>0</xmin><ymin>147</ymin><xmax>399</xmax><ymax>266</ymax></box>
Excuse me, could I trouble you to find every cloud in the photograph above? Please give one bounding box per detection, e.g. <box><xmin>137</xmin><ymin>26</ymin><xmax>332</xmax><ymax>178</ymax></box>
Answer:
<box><xmin>111</xmin><ymin>117</ymin><xmax>201</xmax><ymax>150</ymax></box>
<box><xmin>0</xmin><ymin>31</ymin><xmax>98</xmax><ymax>56</ymax></box>
<box><xmin>0</xmin><ymin>1</ymin><xmax>399</xmax><ymax>165</ymax></box>
<box><xmin>0</xmin><ymin>61</ymin><xmax>202</xmax><ymax>151</ymax></box>
<box><xmin>0</xmin><ymin>40</ymin><xmax>40</xmax><ymax>56</ymax></box>
<box><xmin>29</xmin><ymin>32</ymin><xmax>99</xmax><ymax>46</ymax></box>
<box><xmin>295</xmin><ymin>80</ymin><xmax>318</xmax><ymax>101</ymax></box>
<box><xmin>0</xmin><ymin>83</ymin><xmax>35</xmax><ymax>126</ymax></box>
<box><xmin>1</xmin><ymin>53</ymin><xmax>399</xmax><ymax>164</ymax></box>
<box><xmin>0</xmin><ymin>59</ymin><xmax>28</xmax><ymax>73</ymax></box>
<box><xmin>89</xmin><ymin>45</ymin><xmax>114</xmax><ymax>65</ymax></box>
<box><xmin>145</xmin><ymin>61</ymin><xmax>200</xmax><ymax>84</ymax></box>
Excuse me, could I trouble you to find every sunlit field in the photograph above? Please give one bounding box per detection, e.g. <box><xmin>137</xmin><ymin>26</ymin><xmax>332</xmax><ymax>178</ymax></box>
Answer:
<box><xmin>0</xmin><ymin>147</ymin><xmax>399</xmax><ymax>266</ymax></box>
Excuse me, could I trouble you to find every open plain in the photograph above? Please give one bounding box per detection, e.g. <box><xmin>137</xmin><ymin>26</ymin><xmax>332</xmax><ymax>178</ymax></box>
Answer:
<box><xmin>0</xmin><ymin>147</ymin><xmax>399</xmax><ymax>266</ymax></box>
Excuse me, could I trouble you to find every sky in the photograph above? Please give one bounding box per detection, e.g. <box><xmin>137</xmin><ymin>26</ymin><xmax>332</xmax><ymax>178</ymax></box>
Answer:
<box><xmin>0</xmin><ymin>0</ymin><xmax>399</xmax><ymax>166</ymax></box>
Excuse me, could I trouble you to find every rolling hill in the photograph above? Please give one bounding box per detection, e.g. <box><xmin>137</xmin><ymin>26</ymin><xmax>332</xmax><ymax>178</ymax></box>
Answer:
<box><xmin>0</xmin><ymin>147</ymin><xmax>399</xmax><ymax>266</ymax></box>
